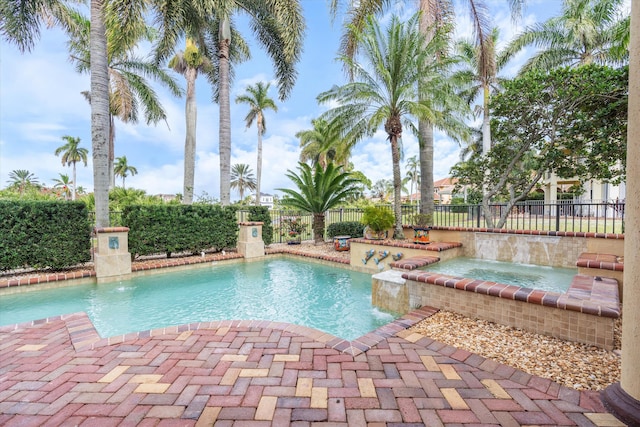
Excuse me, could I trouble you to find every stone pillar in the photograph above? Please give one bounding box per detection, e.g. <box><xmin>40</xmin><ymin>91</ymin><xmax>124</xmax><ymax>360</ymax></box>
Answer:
<box><xmin>237</xmin><ymin>222</ymin><xmax>265</xmax><ymax>259</ymax></box>
<box><xmin>602</xmin><ymin>2</ymin><xmax>640</xmax><ymax>424</ymax></box>
<box><xmin>94</xmin><ymin>227</ymin><xmax>132</xmax><ymax>282</ymax></box>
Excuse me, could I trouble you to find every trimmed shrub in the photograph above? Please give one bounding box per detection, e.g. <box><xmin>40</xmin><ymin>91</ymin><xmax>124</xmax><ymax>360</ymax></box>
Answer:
<box><xmin>0</xmin><ymin>200</ymin><xmax>92</xmax><ymax>270</ymax></box>
<box><xmin>327</xmin><ymin>221</ymin><xmax>364</xmax><ymax>239</ymax></box>
<box><xmin>123</xmin><ymin>204</ymin><xmax>238</xmax><ymax>257</ymax></box>
<box><xmin>246</xmin><ymin>206</ymin><xmax>274</xmax><ymax>245</ymax></box>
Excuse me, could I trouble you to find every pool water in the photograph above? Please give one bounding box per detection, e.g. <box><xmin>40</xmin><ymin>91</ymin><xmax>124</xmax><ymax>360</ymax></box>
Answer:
<box><xmin>424</xmin><ymin>257</ymin><xmax>576</xmax><ymax>293</ymax></box>
<box><xmin>0</xmin><ymin>258</ymin><xmax>397</xmax><ymax>341</ymax></box>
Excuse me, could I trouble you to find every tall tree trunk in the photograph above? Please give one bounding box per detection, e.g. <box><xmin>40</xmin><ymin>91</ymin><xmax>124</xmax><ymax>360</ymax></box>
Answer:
<box><xmin>482</xmin><ymin>85</ymin><xmax>491</xmax><ymax>155</ymax></box>
<box><xmin>255</xmin><ymin>118</ymin><xmax>263</xmax><ymax>206</ymax></box>
<box><xmin>391</xmin><ymin>135</ymin><xmax>404</xmax><ymax>239</ymax></box>
<box><xmin>418</xmin><ymin>0</ymin><xmax>436</xmax><ymax>219</ymax></box>
<box><xmin>218</xmin><ymin>20</ymin><xmax>231</xmax><ymax>206</ymax></box>
<box><xmin>90</xmin><ymin>0</ymin><xmax>110</xmax><ymax>227</ymax></box>
<box><xmin>313</xmin><ymin>213</ymin><xmax>324</xmax><ymax>244</ymax></box>
<box><xmin>72</xmin><ymin>162</ymin><xmax>77</xmax><ymax>201</ymax></box>
<box><xmin>109</xmin><ymin>114</ymin><xmax>115</xmax><ymax>189</ymax></box>
<box><xmin>183</xmin><ymin>67</ymin><xmax>197</xmax><ymax>204</ymax></box>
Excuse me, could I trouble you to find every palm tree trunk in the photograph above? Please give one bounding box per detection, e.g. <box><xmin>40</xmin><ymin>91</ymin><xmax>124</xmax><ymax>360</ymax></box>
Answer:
<box><xmin>72</xmin><ymin>162</ymin><xmax>77</xmax><ymax>201</ymax></box>
<box><xmin>255</xmin><ymin>122</ymin><xmax>263</xmax><ymax>206</ymax></box>
<box><xmin>109</xmin><ymin>114</ymin><xmax>115</xmax><ymax>189</ymax></box>
<box><xmin>391</xmin><ymin>135</ymin><xmax>404</xmax><ymax>239</ymax></box>
<box><xmin>90</xmin><ymin>0</ymin><xmax>111</xmax><ymax>227</ymax></box>
<box><xmin>482</xmin><ymin>85</ymin><xmax>491</xmax><ymax>155</ymax></box>
<box><xmin>419</xmin><ymin>122</ymin><xmax>435</xmax><ymax>217</ymax></box>
<box><xmin>183</xmin><ymin>67</ymin><xmax>197</xmax><ymax>204</ymax></box>
<box><xmin>313</xmin><ymin>213</ymin><xmax>324</xmax><ymax>244</ymax></box>
<box><xmin>218</xmin><ymin>22</ymin><xmax>231</xmax><ymax>206</ymax></box>
<box><xmin>418</xmin><ymin>0</ymin><xmax>436</xmax><ymax>219</ymax></box>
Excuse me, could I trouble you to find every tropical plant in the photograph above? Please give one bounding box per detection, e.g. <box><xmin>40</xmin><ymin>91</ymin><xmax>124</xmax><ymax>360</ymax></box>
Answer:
<box><xmin>54</xmin><ymin>135</ymin><xmax>88</xmax><ymax>200</ymax></box>
<box><xmin>152</xmin><ymin>1</ymin><xmax>304</xmax><ymax>207</ymax></box>
<box><xmin>1</xmin><ymin>0</ymin><xmax>117</xmax><ymax>226</ymax></box>
<box><xmin>405</xmin><ymin>155</ymin><xmax>420</xmax><ymax>203</ymax></box>
<box><xmin>361</xmin><ymin>206</ymin><xmax>395</xmax><ymax>235</ymax></box>
<box><xmin>277</xmin><ymin>162</ymin><xmax>361</xmax><ymax>244</ymax></box>
<box><xmin>297</xmin><ymin>118</ymin><xmax>351</xmax><ymax>169</ymax></box>
<box><xmin>52</xmin><ymin>173</ymin><xmax>73</xmax><ymax>200</ymax></box>
<box><xmin>504</xmin><ymin>0</ymin><xmax>630</xmax><ymax>73</ymax></box>
<box><xmin>114</xmin><ymin>156</ymin><xmax>138</xmax><ymax>189</ymax></box>
<box><xmin>6</xmin><ymin>169</ymin><xmax>39</xmax><ymax>196</ymax></box>
<box><xmin>169</xmin><ymin>38</ymin><xmax>211</xmax><ymax>204</ymax></box>
<box><xmin>230</xmin><ymin>163</ymin><xmax>256</xmax><ymax>202</ymax></box>
<box><xmin>67</xmin><ymin>10</ymin><xmax>182</xmax><ymax>189</ymax></box>
<box><xmin>335</xmin><ymin>0</ymin><xmax>525</xmax><ymax>221</ymax></box>
<box><xmin>318</xmin><ymin>14</ymin><xmax>468</xmax><ymax>239</ymax></box>
<box><xmin>236</xmin><ymin>81</ymin><xmax>277</xmax><ymax>206</ymax></box>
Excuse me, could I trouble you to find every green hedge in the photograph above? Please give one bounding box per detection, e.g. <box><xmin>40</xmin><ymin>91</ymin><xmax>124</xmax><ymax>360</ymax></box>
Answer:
<box><xmin>326</xmin><ymin>221</ymin><xmax>364</xmax><ymax>239</ymax></box>
<box><xmin>0</xmin><ymin>201</ymin><xmax>92</xmax><ymax>270</ymax></box>
<box><xmin>122</xmin><ymin>204</ymin><xmax>238</xmax><ymax>257</ymax></box>
<box><xmin>245</xmin><ymin>206</ymin><xmax>274</xmax><ymax>245</ymax></box>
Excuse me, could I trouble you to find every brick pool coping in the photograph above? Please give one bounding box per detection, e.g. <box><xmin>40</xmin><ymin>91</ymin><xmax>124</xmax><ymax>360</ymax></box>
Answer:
<box><xmin>429</xmin><ymin>226</ymin><xmax>625</xmax><ymax>240</ymax></box>
<box><xmin>401</xmin><ymin>271</ymin><xmax>620</xmax><ymax>319</ymax></box>
<box><xmin>577</xmin><ymin>253</ymin><xmax>624</xmax><ymax>272</ymax></box>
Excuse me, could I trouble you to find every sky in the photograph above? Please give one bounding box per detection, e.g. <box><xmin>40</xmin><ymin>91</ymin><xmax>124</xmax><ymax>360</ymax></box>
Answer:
<box><xmin>0</xmin><ymin>1</ymin><xmax>568</xmax><ymax>201</ymax></box>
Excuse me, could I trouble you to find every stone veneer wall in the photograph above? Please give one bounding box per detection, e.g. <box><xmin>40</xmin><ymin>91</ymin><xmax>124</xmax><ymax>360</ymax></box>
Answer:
<box><xmin>406</xmin><ymin>281</ymin><xmax>617</xmax><ymax>350</ymax></box>
<box><xmin>428</xmin><ymin>228</ymin><xmax>624</xmax><ymax>269</ymax></box>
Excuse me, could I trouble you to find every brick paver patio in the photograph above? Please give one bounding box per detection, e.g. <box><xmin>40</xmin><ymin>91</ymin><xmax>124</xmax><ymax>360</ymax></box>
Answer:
<box><xmin>0</xmin><ymin>308</ymin><xmax>624</xmax><ymax>426</ymax></box>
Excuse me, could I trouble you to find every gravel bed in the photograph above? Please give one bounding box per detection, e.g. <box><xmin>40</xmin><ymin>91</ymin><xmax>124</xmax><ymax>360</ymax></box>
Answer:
<box><xmin>409</xmin><ymin>310</ymin><xmax>621</xmax><ymax>391</ymax></box>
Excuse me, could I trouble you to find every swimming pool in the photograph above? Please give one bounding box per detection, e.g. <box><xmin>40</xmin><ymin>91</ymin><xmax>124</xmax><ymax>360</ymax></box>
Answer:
<box><xmin>0</xmin><ymin>258</ymin><xmax>397</xmax><ymax>341</ymax></box>
<box><xmin>423</xmin><ymin>257</ymin><xmax>577</xmax><ymax>293</ymax></box>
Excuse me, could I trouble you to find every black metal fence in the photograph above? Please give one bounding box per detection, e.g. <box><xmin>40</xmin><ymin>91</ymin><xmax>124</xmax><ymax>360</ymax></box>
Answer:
<box><xmin>239</xmin><ymin>200</ymin><xmax>625</xmax><ymax>243</ymax></box>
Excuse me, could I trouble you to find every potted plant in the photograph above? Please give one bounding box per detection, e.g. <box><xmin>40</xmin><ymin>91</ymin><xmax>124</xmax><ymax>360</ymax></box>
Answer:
<box><xmin>281</xmin><ymin>216</ymin><xmax>307</xmax><ymax>244</ymax></box>
<box><xmin>411</xmin><ymin>213</ymin><xmax>432</xmax><ymax>244</ymax></box>
<box><xmin>361</xmin><ymin>206</ymin><xmax>394</xmax><ymax>240</ymax></box>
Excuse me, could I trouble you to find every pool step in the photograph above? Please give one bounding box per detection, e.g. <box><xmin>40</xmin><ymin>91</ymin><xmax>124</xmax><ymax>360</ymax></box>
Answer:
<box><xmin>576</xmin><ymin>252</ymin><xmax>623</xmax><ymax>272</ymax></box>
<box><xmin>390</xmin><ymin>256</ymin><xmax>440</xmax><ymax>271</ymax></box>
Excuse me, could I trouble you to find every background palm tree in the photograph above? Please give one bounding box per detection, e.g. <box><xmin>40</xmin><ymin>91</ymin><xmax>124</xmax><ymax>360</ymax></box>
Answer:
<box><xmin>230</xmin><ymin>163</ymin><xmax>257</xmax><ymax>202</ymax></box>
<box><xmin>7</xmin><ymin>169</ymin><xmax>39</xmax><ymax>196</ymax></box>
<box><xmin>371</xmin><ymin>179</ymin><xmax>394</xmax><ymax>202</ymax></box>
<box><xmin>67</xmin><ymin>10</ymin><xmax>182</xmax><ymax>189</ymax></box>
<box><xmin>405</xmin><ymin>155</ymin><xmax>420</xmax><ymax>203</ymax></box>
<box><xmin>236</xmin><ymin>81</ymin><xmax>277</xmax><ymax>206</ymax></box>
<box><xmin>114</xmin><ymin>156</ymin><xmax>138</xmax><ymax>189</ymax></box>
<box><xmin>152</xmin><ymin>1</ymin><xmax>304</xmax><ymax>206</ymax></box>
<box><xmin>319</xmin><ymin>14</ymin><xmax>468</xmax><ymax>238</ymax></box>
<box><xmin>169</xmin><ymin>38</ymin><xmax>211</xmax><ymax>205</ymax></box>
<box><xmin>54</xmin><ymin>135</ymin><xmax>88</xmax><ymax>201</ymax></box>
<box><xmin>336</xmin><ymin>0</ymin><xmax>525</xmax><ymax>219</ymax></box>
<box><xmin>297</xmin><ymin>118</ymin><xmax>351</xmax><ymax>169</ymax></box>
<box><xmin>52</xmin><ymin>173</ymin><xmax>73</xmax><ymax>200</ymax></box>
<box><xmin>504</xmin><ymin>0</ymin><xmax>630</xmax><ymax>73</ymax></box>
<box><xmin>277</xmin><ymin>162</ymin><xmax>361</xmax><ymax>244</ymax></box>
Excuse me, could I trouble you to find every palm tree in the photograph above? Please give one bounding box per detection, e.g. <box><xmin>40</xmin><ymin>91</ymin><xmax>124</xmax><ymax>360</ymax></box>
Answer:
<box><xmin>52</xmin><ymin>173</ymin><xmax>73</xmax><ymax>200</ymax></box>
<box><xmin>405</xmin><ymin>155</ymin><xmax>420</xmax><ymax>203</ymax></box>
<box><xmin>297</xmin><ymin>118</ymin><xmax>351</xmax><ymax>169</ymax></box>
<box><xmin>54</xmin><ymin>135</ymin><xmax>88</xmax><ymax>201</ymax></box>
<box><xmin>114</xmin><ymin>156</ymin><xmax>138</xmax><ymax>189</ymax></box>
<box><xmin>7</xmin><ymin>169</ymin><xmax>39</xmax><ymax>196</ymax></box>
<box><xmin>335</xmin><ymin>0</ymin><xmax>525</xmax><ymax>219</ymax></box>
<box><xmin>371</xmin><ymin>179</ymin><xmax>394</xmax><ymax>202</ymax></box>
<box><xmin>230</xmin><ymin>163</ymin><xmax>257</xmax><ymax>202</ymax></box>
<box><xmin>318</xmin><ymin>14</ymin><xmax>468</xmax><ymax>239</ymax></box>
<box><xmin>66</xmin><ymin>10</ymin><xmax>182</xmax><ymax>190</ymax></box>
<box><xmin>236</xmin><ymin>82</ymin><xmax>277</xmax><ymax>207</ymax></box>
<box><xmin>277</xmin><ymin>162</ymin><xmax>361</xmax><ymax>244</ymax></box>
<box><xmin>455</xmin><ymin>28</ymin><xmax>509</xmax><ymax>156</ymax></box>
<box><xmin>152</xmin><ymin>1</ymin><xmax>304</xmax><ymax>206</ymax></box>
<box><xmin>169</xmin><ymin>38</ymin><xmax>211</xmax><ymax>205</ymax></box>
<box><xmin>1</xmin><ymin>0</ymin><xmax>149</xmax><ymax>227</ymax></box>
<box><xmin>504</xmin><ymin>0</ymin><xmax>630</xmax><ymax>73</ymax></box>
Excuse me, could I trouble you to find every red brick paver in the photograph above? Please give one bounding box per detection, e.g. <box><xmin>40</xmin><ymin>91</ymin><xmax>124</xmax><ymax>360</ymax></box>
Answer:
<box><xmin>0</xmin><ymin>310</ymin><xmax>619</xmax><ymax>426</ymax></box>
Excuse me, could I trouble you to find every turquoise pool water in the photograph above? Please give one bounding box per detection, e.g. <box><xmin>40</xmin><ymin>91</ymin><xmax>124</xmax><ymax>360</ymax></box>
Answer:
<box><xmin>424</xmin><ymin>257</ymin><xmax>576</xmax><ymax>293</ymax></box>
<box><xmin>0</xmin><ymin>258</ymin><xmax>397</xmax><ymax>341</ymax></box>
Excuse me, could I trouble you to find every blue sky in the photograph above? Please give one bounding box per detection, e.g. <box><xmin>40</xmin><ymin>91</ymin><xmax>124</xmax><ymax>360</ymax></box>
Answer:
<box><xmin>0</xmin><ymin>1</ymin><xmax>566</xmax><ymax>201</ymax></box>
